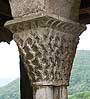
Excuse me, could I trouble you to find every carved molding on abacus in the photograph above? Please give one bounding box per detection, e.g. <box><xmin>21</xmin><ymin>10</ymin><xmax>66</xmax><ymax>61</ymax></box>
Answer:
<box><xmin>5</xmin><ymin>15</ymin><xmax>86</xmax><ymax>35</ymax></box>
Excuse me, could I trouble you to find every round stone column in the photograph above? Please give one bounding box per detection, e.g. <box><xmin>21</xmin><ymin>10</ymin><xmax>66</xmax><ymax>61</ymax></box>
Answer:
<box><xmin>6</xmin><ymin>0</ymin><xmax>86</xmax><ymax>99</ymax></box>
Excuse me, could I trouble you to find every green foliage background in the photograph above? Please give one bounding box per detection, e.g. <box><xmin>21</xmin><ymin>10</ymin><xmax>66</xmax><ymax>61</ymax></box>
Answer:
<box><xmin>68</xmin><ymin>91</ymin><xmax>90</xmax><ymax>99</ymax></box>
<box><xmin>68</xmin><ymin>50</ymin><xmax>90</xmax><ymax>99</ymax></box>
<box><xmin>0</xmin><ymin>50</ymin><xmax>90</xmax><ymax>99</ymax></box>
<box><xmin>0</xmin><ymin>78</ymin><xmax>20</xmax><ymax>99</ymax></box>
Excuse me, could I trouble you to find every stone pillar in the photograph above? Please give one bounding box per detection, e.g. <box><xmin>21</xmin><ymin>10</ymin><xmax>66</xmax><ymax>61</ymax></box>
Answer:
<box><xmin>6</xmin><ymin>0</ymin><xmax>86</xmax><ymax>99</ymax></box>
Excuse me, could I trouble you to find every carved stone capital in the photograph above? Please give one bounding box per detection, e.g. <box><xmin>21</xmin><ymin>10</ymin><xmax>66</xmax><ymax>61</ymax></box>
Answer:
<box><xmin>5</xmin><ymin>15</ymin><xmax>86</xmax><ymax>86</ymax></box>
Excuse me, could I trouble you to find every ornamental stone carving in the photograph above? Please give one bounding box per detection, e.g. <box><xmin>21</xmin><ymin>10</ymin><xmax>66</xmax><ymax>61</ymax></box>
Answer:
<box><xmin>5</xmin><ymin>16</ymin><xmax>86</xmax><ymax>86</ymax></box>
<box><xmin>6</xmin><ymin>0</ymin><xmax>86</xmax><ymax>98</ymax></box>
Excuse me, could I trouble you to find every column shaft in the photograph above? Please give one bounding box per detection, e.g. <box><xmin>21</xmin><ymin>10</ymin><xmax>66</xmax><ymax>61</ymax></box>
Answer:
<box><xmin>33</xmin><ymin>86</ymin><xmax>68</xmax><ymax>99</ymax></box>
<box><xmin>34</xmin><ymin>86</ymin><xmax>53</xmax><ymax>99</ymax></box>
<box><xmin>53</xmin><ymin>86</ymin><xmax>68</xmax><ymax>99</ymax></box>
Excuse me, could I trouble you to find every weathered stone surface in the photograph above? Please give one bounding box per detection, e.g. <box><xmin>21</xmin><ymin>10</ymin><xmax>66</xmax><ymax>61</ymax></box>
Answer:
<box><xmin>32</xmin><ymin>85</ymin><xmax>68</xmax><ymax>99</ymax></box>
<box><xmin>9</xmin><ymin>0</ymin><xmax>81</xmax><ymax>21</ymax></box>
<box><xmin>5</xmin><ymin>1</ymin><xmax>86</xmax><ymax>98</ymax></box>
<box><xmin>1</xmin><ymin>0</ymin><xmax>87</xmax><ymax>99</ymax></box>
<box><xmin>33</xmin><ymin>86</ymin><xmax>53</xmax><ymax>99</ymax></box>
<box><xmin>5</xmin><ymin>16</ymin><xmax>86</xmax><ymax>86</ymax></box>
<box><xmin>6</xmin><ymin>1</ymin><xmax>86</xmax><ymax>98</ymax></box>
<box><xmin>33</xmin><ymin>85</ymin><xmax>68</xmax><ymax>99</ymax></box>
